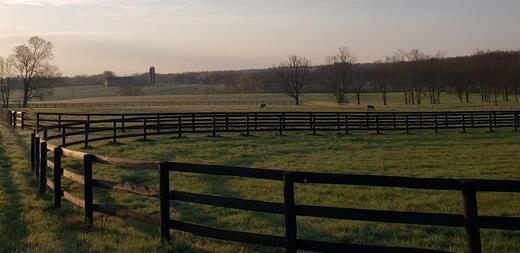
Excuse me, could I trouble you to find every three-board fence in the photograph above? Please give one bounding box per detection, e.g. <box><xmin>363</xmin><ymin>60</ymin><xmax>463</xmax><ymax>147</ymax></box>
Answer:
<box><xmin>2</xmin><ymin>109</ymin><xmax>520</xmax><ymax>252</ymax></box>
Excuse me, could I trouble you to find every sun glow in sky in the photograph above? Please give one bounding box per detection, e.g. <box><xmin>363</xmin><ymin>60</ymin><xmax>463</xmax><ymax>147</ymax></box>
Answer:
<box><xmin>1</xmin><ymin>0</ymin><xmax>519</xmax><ymax>76</ymax></box>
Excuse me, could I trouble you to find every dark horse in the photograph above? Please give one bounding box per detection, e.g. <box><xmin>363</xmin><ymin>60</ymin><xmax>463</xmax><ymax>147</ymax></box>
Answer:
<box><xmin>367</xmin><ymin>105</ymin><xmax>376</xmax><ymax>111</ymax></box>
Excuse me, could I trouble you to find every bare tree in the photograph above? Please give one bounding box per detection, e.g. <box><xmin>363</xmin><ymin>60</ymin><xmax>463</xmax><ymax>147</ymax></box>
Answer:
<box><xmin>271</xmin><ymin>55</ymin><xmax>311</xmax><ymax>105</ymax></box>
<box><xmin>0</xmin><ymin>56</ymin><xmax>15</xmax><ymax>107</ymax></box>
<box><xmin>12</xmin><ymin>36</ymin><xmax>60</xmax><ymax>107</ymax></box>
<box><xmin>321</xmin><ymin>47</ymin><xmax>357</xmax><ymax>104</ymax></box>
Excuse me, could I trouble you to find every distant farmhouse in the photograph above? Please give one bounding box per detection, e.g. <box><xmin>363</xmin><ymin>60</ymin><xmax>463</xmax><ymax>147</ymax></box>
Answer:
<box><xmin>104</xmin><ymin>66</ymin><xmax>157</xmax><ymax>87</ymax></box>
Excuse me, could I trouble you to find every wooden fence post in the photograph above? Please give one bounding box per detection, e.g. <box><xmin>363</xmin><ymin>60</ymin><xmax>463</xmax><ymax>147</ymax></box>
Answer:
<box><xmin>489</xmin><ymin>112</ymin><xmax>493</xmax><ymax>132</ymax></box>
<box><xmin>112</xmin><ymin>120</ymin><xmax>117</xmax><ymax>143</ymax></box>
<box><xmin>83</xmin><ymin>154</ymin><xmax>94</xmax><ymax>226</ymax></box>
<box><xmin>336</xmin><ymin>113</ymin><xmax>341</xmax><ymax>133</ymax></box>
<box><xmin>225</xmin><ymin>113</ymin><xmax>229</xmax><ymax>132</ymax></box>
<box><xmin>366</xmin><ymin>112</ymin><xmax>370</xmax><ymax>130</ymax></box>
<box><xmin>30</xmin><ymin>132</ymin><xmax>35</xmax><ymax>172</ymax></box>
<box><xmin>405</xmin><ymin>114</ymin><xmax>409</xmax><ymax>134</ymax></box>
<box><xmin>53</xmin><ymin>147</ymin><xmax>62</xmax><ymax>208</ymax></box>
<box><xmin>39</xmin><ymin>141</ymin><xmax>47</xmax><ymax>194</ymax></box>
<box><xmin>143</xmin><ymin>118</ymin><xmax>148</xmax><ymax>141</ymax></box>
<box><xmin>493</xmin><ymin>111</ymin><xmax>497</xmax><ymax>128</ymax></box>
<box><xmin>12</xmin><ymin>111</ymin><xmax>16</xmax><ymax>128</ymax></box>
<box><xmin>461</xmin><ymin>180</ymin><xmax>482</xmax><ymax>253</ymax></box>
<box><xmin>309</xmin><ymin>113</ymin><xmax>313</xmax><ymax>134</ymax></box>
<box><xmin>471</xmin><ymin>112</ymin><xmax>475</xmax><ymax>128</ymax></box>
<box><xmin>278</xmin><ymin>115</ymin><xmax>283</xmax><ymax>136</ymax></box>
<box><xmin>283</xmin><ymin>172</ymin><xmax>297</xmax><ymax>253</ymax></box>
<box><xmin>375</xmin><ymin>114</ymin><xmax>380</xmax><ymax>134</ymax></box>
<box><xmin>84</xmin><ymin>122</ymin><xmax>89</xmax><ymax>148</ymax></box>
<box><xmin>254</xmin><ymin>113</ymin><xmax>258</xmax><ymax>131</ymax></box>
<box><xmin>312</xmin><ymin>113</ymin><xmax>317</xmax><ymax>135</ymax></box>
<box><xmin>35</xmin><ymin>136</ymin><xmax>40</xmax><ymax>177</ymax></box>
<box><xmin>345</xmin><ymin>115</ymin><xmax>349</xmax><ymax>135</ymax></box>
<box><xmin>159</xmin><ymin>162</ymin><xmax>171</xmax><ymax>241</ymax></box>
<box><xmin>246</xmin><ymin>114</ymin><xmax>250</xmax><ymax>136</ymax></box>
<box><xmin>434</xmin><ymin>113</ymin><xmax>439</xmax><ymax>133</ymax></box>
<box><xmin>393</xmin><ymin>112</ymin><xmax>397</xmax><ymax>129</ymax></box>
<box><xmin>282</xmin><ymin>112</ymin><xmax>286</xmax><ymax>131</ymax></box>
<box><xmin>462</xmin><ymin>114</ymin><xmax>467</xmax><ymax>133</ymax></box>
<box><xmin>515</xmin><ymin>112</ymin><xmax>518</xmax><ymax>132</ymax></box>
<box><xmin>157</xmin><ymin>114</ymin><xmax>161</xmax><ymax>133</ymax></box>
<box><xmin>212</xmin><ymin>116</ymin><xmax>216</xmax><ymax>137</ymax></box>
<box><xmin>62</xmin><ymin>127</ymin><xmax>66</xmax><ymax>146</ymax></box>
<box><xmin>192</xmin><ymin>113</ymin><xmax>196</xmax><ymax>132</ymax></box>
<box><xmin>178</xmin><ymin>116</ymin><xmax>183</xmax><ymax>138</ymax></box>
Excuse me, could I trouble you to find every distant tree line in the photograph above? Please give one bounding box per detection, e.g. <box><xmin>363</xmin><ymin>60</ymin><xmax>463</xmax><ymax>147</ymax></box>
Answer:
<box><xmin>271</xmin><ymin>48</ymin><xmax>520</xmax><ymax>105</ymax></box>
<box><xmin>60</xmin><ymin>48</ymin><xmax>519</xmax><ymax>106</ymax></box>
<box><xmin>5</xmin><ymin>39</ymin><xmax>515</xmax><ymax>107</ymax></box>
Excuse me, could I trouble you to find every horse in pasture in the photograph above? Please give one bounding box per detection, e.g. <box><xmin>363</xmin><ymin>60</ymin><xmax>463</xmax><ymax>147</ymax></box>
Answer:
<box><xmin>367</xmin><ymin>105</ymin><xmax>376</xmax><ymax>111</ymax></box>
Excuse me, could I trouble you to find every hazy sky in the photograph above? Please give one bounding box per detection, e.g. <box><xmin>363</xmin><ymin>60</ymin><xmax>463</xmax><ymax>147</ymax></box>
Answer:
<box><xmin>1</xmin><ymin>0</ymin><xmax>519</xmax><ymax>76</ymax></box>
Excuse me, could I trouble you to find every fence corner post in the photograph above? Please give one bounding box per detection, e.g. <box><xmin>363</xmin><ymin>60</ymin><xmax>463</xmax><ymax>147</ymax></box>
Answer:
<box><xmin>39</xmin><ymin>141</ymin><xmax>47</xmax><ymax>194</ymax></box>
<box><xmin>30</xmin><ymin>132</ymin><xmax>35</xmax><ymax>172</ymax></box>
<box><xmin>283</xmin><ymin>172</ymin><xmax>297</xmax><ymax>253</ymax></box>
<box><xmin>34</xmin><ymin>135</ymin><xmax>40</xmax><ymax>177</ymax></box>
<box><xmin>159</xmin><ymin>161</ymin><xmax>171</xmax><ymax>241</ymax></box>
<box><xmin>53</xmin><ymin>147</ymin><xmax>62</xmax><ymax>208</ymax></box>
<box><xmin>83</xmin><ymin>154</ymin><xmax>94</xmax><ymax>226</ymax></box>
<box><xmin>461</xmin><ymin>180</ymin><xmax>482</xmax><ymax>253</ymax></box>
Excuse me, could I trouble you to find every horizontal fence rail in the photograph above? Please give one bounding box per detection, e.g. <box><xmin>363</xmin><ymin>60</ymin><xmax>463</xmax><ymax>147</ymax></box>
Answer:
<box><xmin>7</xmin><ymin>110</ymin><xmax>520</xmax><ymax>146</ymax></box>
<box><xmin>2</xmin><ymin>109</ymin><xmax>520</xmax><ymax>252</ymax></box>
<box><xmin>6</xmin><ymin>100</ymin><xmax>296</xmax><ymax>109</ymax></box>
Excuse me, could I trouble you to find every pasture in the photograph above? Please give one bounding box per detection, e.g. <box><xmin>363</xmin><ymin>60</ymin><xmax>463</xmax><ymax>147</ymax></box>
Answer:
<box><xmin>73</xmin><ymin>130</ymin><xmax>520</xmax><ymax>252</ymax></box>
<box><xmin>6</xmin><ymin>114</ymin><xmax>520</xmax><ymax>252</ymax></box>
<box><xmin>21</xmin><ymin>93</ymin><xmax>520</xmax><ymax>116</ymax></box>
<box><xmin>2</xmin><ymin>108</ymin><xmax>520</xmax><ymax>252</ymax></box>
<box><xmin>7</xmin><ymin>83</ymin><xmax>520</xmax><ymax>112</ymax></box>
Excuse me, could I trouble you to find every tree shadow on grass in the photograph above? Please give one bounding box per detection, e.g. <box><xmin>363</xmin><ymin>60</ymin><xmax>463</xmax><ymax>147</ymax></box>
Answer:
<box><xmin>0</xmin><ymin>136</ymin><xmax>29</xmax><ymax>252</ymax></box>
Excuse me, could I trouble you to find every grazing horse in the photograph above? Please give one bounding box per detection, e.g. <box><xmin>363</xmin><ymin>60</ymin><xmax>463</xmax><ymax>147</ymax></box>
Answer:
<box><xmin>260</xmin><ymin>103</ymin><xmax>267</xmax><ymax>109</ymax></box>
<box><xmin>367</xmin><ymin>105</ymin><xmax>376</xmax><ymax>111</ymax></box>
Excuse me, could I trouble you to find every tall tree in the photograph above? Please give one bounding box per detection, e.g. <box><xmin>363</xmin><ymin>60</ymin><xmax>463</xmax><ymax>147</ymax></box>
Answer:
<box><xmin>12</xmin><ymin>36</ymin><xmax>60</xmax><ymax>107</ymax></box>
<box><xmin>271</xmin><ymin>55</ymin><xmax>311</xmax><ymax>105</ymax></box>
<box><xmin>0</xmin><ymin>56</ymin><xmax>15</xmax><ymax>107</ymax></box>
<box><xmin>321</xmin><ymin>47</ymin><xmax>357</xmax><ymax>104</ymax></box>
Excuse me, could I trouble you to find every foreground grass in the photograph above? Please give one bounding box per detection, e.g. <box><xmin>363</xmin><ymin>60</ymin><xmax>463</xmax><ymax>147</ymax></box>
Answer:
<box><xmin>42</xmin><ymin>127</ymin><xmax>520</xmax><ymax>252</ymax></box>
<box><xmin>0</xmin><ymin>125</ymin><xmax>206</xmax><ymax>253</ymax></box>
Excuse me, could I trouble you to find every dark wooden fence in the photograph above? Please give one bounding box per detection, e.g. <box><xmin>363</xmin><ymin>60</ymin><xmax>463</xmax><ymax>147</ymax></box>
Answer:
<box><xmin>6</xmin><ymin>100</ymin><xmax>295</xmax><ymax>109</ymax></box>
<box><xmin>28</xmin><ymin>133</ymin><xmax>520</xmax><ymax>253</ymax></box>
<box><xmin>24</xmin><ymin>111</ymin><xmax>520</xmax><ymax>147</ymax></box>
<box><xmin>3</xmin><ymin>109</ymin><xmax>520</xmax><ymax>252</ymax></box>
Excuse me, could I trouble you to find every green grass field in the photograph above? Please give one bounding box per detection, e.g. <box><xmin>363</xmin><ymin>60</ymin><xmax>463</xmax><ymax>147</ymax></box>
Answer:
<box><xmin>3</xmin><ymin>124</ymin><xmax>518</xmax><ymax>252</ymax></box>
<box><xmin>21</xmin><ymin>92</ymin><xmax>520</xmax><ymax>116</ymax></box>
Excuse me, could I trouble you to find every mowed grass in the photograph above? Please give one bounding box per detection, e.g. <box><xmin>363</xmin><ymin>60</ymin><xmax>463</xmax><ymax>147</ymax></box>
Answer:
<box><xmin>21</xmin><ymin>89</ymin><xmax>520</xmax><ymax>112</ymax></box>
<box><xmin>0</xmin><ymin>125</ymin><xmax>202</xmax><ymax>253</ymax></box>
<box><xmin>40</xmin><ymin>127</ymin><xmax>520</xmax><ymax>252</ymax></box>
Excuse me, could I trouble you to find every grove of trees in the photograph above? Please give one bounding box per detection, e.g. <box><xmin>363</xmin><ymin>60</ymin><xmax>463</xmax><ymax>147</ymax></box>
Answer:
<box><xmin>0</xmin><ymin>36</ymin><xmax>60</xmax><ymax>107</ymax></box>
